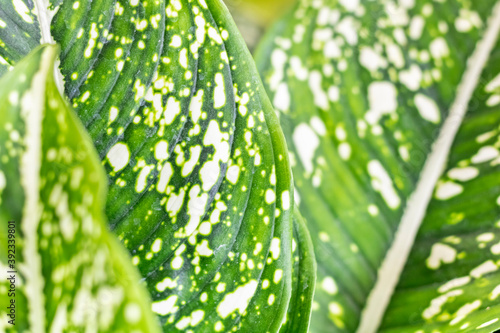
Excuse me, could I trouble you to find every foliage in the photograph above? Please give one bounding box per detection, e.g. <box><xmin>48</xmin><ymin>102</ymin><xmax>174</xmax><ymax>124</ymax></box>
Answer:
<box><xmin>255</xmin><ymin>0</ymin><xmax>500</xmax><ymax>331</ymax></box>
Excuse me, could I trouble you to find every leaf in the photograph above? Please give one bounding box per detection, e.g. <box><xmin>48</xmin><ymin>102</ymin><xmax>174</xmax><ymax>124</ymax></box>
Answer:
<box><xmin>0</xmin><ymin>0</ymin><xmax>309</xmax><ymax>332</ymax></box>
<box><xmin>255</xmin><ymin>0</ymin><xmax>500</xmax><ymax>331</ymax></box>
<box><xmin>281</xmin><ymin>208</ymin><xmax>317</xmax><ymax>333</ymax></box>
<box><xmin>0</xmin><ymin>44</ymin><xmax>160</xmax><ymax>332</ymax></box>
<box><xmin>0</xmin><ymin>0</ymin><xmax>41</xmax><ymax>75</ymax></box>
<box><xmin>380</xmin><ymin>36</ymin><xmax>500</xmax><ymax>332</ymax></box>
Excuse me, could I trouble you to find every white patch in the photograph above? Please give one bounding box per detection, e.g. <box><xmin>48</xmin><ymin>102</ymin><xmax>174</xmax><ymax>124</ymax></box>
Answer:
<box><xmin>414</xmin><ymin>94</ymin><xmax>441</xmax><ymax>123</ymax></box>
<box><xmin>449</xmin><ymin>300</ymin><xmax>482</xmax><ymax>325</ymax></box>
<box><xmin>152</xmin><ymin>296</ymin><xmax>178</xmax><ymax>315</ymax></box>
<box><xmin>196</xmin><ymin>240</ymin><xmax>213</xmax><ymax>256</ymax></box>
<box><xmin>189</xmin><ymin>90</ymin><xmax>204</xmax><ymax>123</ymax></box>
<box><xmin>435</xmin><ymin>181</ymin><xmax>463</xmax><ymax>200</ymax></box>
<box><xmin>471</xmin><ymin>146</ymin><xmax>499</xmax><ymax>164</ymax></box>
<box><xmin>310</xmin><ymin>116</ymin><xmax>327</xmax><ymax>135</ymax></box>
<box><xmin>367</xmin><ymin>160</ymin><xmax>401</xmax><ymax>209</ymax></box>
<box><xmin>107</xmin><ymin>143</ymin><xmax>130</xmax><ymax>172</ymax></box>
<box><xmin>265</xmin><ymin>189</ymin><xmax>276</xmax><ymax>204</ymax></box>
<box><xmin>157</xmin><ymin>162</ymin><xmax>173</xmax><ymax>193</ymax></box>
<box><xmin>486</xmin><ymin>73</ymin><xmax>500</xmax><ymax>92</ymax></box>
<box><xmin>164</xmin><ymin>97</ymin><xmax>181</xmax><ymax>125</ymax></box>
<box><xmin>308</xmin><ymin>71</ymin><xmax>329</xmax><ymax>109</ymax></box>
<box><xmin>409</xmin><ymin>16</ymin><xmax>425</xmax><ymax>39</ymax></box>
<box><xmin>470</xmin><ymin>260</ymin><xmax>498</xmax><ymax>278</ymax></box>
<box><xmin>290</xmin><ymin>56</ymin><xmax>308</xmax><ymax>80</ymax></box>
<box><xmin>226</xmin><ymin>165</ymin><xmax>240</xmax><ymax>185</ymax></box>
<box><xmin>490</xmin><ymin>285</ymin><xmax>500</xmax><ymax>300</ymax></box>
<box><xmin>491</xmin><ymin>242</ymin><xmax>500</xmax><ymax>255</ymax></box>
<box><xmin>216</xmin><ymin>280</ymin><xmax>258</xmax><ymax>318</ymax></box>
<box><xmin>170</xmin><ymin>35</ymin><xmax>182</xmax><ymax>47</ymax></box>
<box><xmin>213</xmin><ymin>73</ymin><xmax>226</xmax><ymax>109</ymax></box>
<box><xmin>360</xmin><ymin>47</ymin><xmax>387</xmax><ymax>72</ymax></box>
<box><xmin>399</xmin><ymin>65</ymin><xmax>422</xmax><ymax>91</ymax></box>
<box><xmin>270</xmin><ymin>238</ymin><xmax>280</xmax><ymax>260</ymax></box>
<box><xmin>14</xmin><ymin>0</ymin><xmax>33</xmax><ymax>23</ymax></box>
<box><xmin>324</xmin><ymin>40</ymin><xmax>341</xmax><ymax>59</ymax></box>
<box><xmin>338</xmin><ymin>142</ymin><xmax>351</xmax><ymax>160</ymax></box>
<box><xmin>430</xmin><ymin>37</ymin><xmax>450</xmax><ymax>59</ymax></box>
<box><xmin>447</xmin><ymin>167</ymin><xmax>479</xmax><ymax>182</ymax></box>
<box><xmin>154</xmin><ymin>140</ymin><xmax>169</xmax><ymax>161</ymax></box>
<box><xmin>477</xmin><ymin>318</ymin><xmax>499</xmax><ymax>329</ymax></box>
<box><xmin>151</xmin><ymin>239</ymin><xmax>162</xmax><ymax>253</ymax></box>
<box><xmin>135</xmin><ymin>165</ymin><xmax>153</xmax><ymax>192</ymax></box>
<box><xmin>386</xmin><ymin>44</ymin><xmax>405</xmax><ymax>68</ymax></box>
<box><xmin>365</xmin><ymin>82</ymin><xmax>398</xmax><ymax>125</ymax></box>
<box><xmin>273</xmin><ymin>83</ymin><xmax>290</xmax><ymax>111</ymax></box>
<box><xmin>182</xmin><ymin>146</ymin><xmax>202</xmax><ymax>177</ymax></box>
<box><xmin>184</xmin><ymin>185</ymin><xmax>209</xmax><ymax>236</ymax></box>
<box><xmin>293</xmin><ymin>123</ymin><xmax>320</xmax><ymax>174</ymax></box>
<box><xmin>336</xmin><ymin>17</ymin><xmax>358</xmax><ymax>45</ymax></box>
<box><xmin>322</xmin><ymin>277</ymin><xmax>338</xmax><ymax>295</ymax></box>
<box><xmin>438</xmin><ymin>276</ymin><xmax>471</xmax><ymax>293</ymax></box>
<box><xmin>426</xmin><ymin>243</ymin><xmax>457</xmax><ymax>269</ymax></box>
<box><xmin>339</xmin><ymin>0</ymin><xmax>359</xmax><ymax>11</ymax></box>
<box><xmin>422</xmin><ymin>290</ymin><xmax>463</xmax><ymax>320</ymax></box>
<box><xmin>200</xmin><ymin>120</ymin><xmax>230</xmax><ymax>191</ymax></box>
<box><xmin>328</xmin><ymin>86</ymin><xmax>340</xmax><ymax>102</ymax></box>
<box><xmin>282</xmin><ymin>190</ymin><xmax>290</xmax><ymax>210</ymax></box>
<box><xmin>269</xmin><ymin>49</ymin><xmax>287</xmax><ymax>90</ymax></box>
<box><xmin>477</xmin><ymin>232</ymin><xmax>494</xmax><ymax>242</ymax></box>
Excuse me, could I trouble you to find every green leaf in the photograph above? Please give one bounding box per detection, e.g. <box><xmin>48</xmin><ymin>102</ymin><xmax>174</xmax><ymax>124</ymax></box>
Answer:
<box><xmin>380</xmin><ymin>36</ymin><xmax>500</xmax><ymax>332</ymax></box>
<box><xmin>0</xmin><ymin>0</ymin><xmax>41</xmax><ymax>75</ymax></box>
<box><xmin>281</xmin><ymin>208</ymin><xmax>317</xmax><ymax>333</ymax></box>
<box><xmin>255</xmin><ymin>0</ymin><xmax>500</xmax><ymax>331</ymax></box>
<box><xmin>0</xmin><ymin>0</ymin><xmax>311</xmax><ymax>332</ymax></box>
<box><xmin>0</xmin><ymin>44</ymin><xmax>160</xmax><ymax>332</ymax></box>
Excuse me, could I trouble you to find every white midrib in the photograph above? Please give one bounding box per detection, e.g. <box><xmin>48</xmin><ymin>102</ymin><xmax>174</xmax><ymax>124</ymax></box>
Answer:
<box><xmin>34</xmin><ymin>0</ymin><xmax>65</xmax><ymax>94</ymax></box>
<box><xmin>19</xmin><ymin>47</ymin><xmax>55</xmax><ymax>333</ymax></box>
<box><xmin>357</xmin><ymin>3</ymin><xmax>500</xmax><ymax>332</ymax></box>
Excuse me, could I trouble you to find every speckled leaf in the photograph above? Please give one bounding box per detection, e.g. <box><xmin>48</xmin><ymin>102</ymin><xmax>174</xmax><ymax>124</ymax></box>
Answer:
<box><xmin>255</xmin><ymin>0</ymin><xmax>500</xmax><ymax>332</ymax></box>
<box><xmin>0</xmin><ymin>0</ymin><xmax>42</xmax><ymax>75</ymax></box>
<box><xmin>0</xmin><ymin>45</ymin><xmax>160</xmax><ymax>333</ymax></box>
<box><xmin>0</xmin><ymin>0</ymin><xmax>308</xmax><ymax>331</ymax></box>
<box><xmin>53</xmin><ymin>0</ymin><xmax>296</xmax><ymax>330</ymax></box>
<box><xmin>380</xmin><ymin>36</ymin><xmax>500</xmax><ymax>333</ymax></box>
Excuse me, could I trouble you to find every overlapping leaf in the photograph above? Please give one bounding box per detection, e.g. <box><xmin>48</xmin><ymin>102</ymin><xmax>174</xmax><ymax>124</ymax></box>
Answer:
<box><xmin>381</xmin><ymin>37</ymin><xmax>500</xmax><ymax>333</ymax></box>
<box><xmin>0</xmin><ymin>0</ymin><xmax>316</xmax><ymax>331</ymax></box>
<box><xmin>0</xmin><ymin>45</ymin><xmax>160</xmax><ymax>333</ymax></box>
<box><xmin>255</xmin><ymin>0</ymin><xmax>500</xmax><ymax>331</ymax></box>
<box><xmin>281</xmin><ymin>209</ymin><xmax>316</xmax><ymax>333</ymax></box>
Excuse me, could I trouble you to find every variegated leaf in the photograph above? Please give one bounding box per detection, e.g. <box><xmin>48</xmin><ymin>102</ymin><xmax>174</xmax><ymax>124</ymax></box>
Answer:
<box><xmin>255</xmin><ymin>0</ymin><xmax>500</xmax><ymax>331</ymax></box>
<box><xmin>0</xmin><ymin>0</ymin><xmax>313</xmax><ymax>332</ymax></box>
<box><xmin>0</xmin><ymin>44</ymin><xmax>161</xmax><ymax>333</ymax></box>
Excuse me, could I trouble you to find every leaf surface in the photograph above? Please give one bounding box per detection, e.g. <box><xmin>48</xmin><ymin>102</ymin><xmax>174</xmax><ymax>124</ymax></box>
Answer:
<box><xmin>255</xmin><ymin>0</ymin><xmax>500</xmax><ymax>331</ymax></box>
<box><xmin>0</xmin><ymin>0</ymin><xmax>309</xmax><ymax>331</ymax></box>
<box><xmin>380</xmin><ymin>35</ymin><xmax>500</xmax><ymax>332</ymax></box>
<box><xmin>0</xmin><ymin>44</ymin><xmax>160</xmax><ymax>333</ymax></box>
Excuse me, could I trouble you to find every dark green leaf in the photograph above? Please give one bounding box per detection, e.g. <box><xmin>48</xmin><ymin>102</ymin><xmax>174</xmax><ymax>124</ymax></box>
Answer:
<box><xmin>280</xmin><ymin>208</ymin><xmax>316</xmax><ymax>333</ymax></box>
<box><xmin>0</xmin><ymin>0</ymin><xmax>308</xmax><ymax>331</ymax></box>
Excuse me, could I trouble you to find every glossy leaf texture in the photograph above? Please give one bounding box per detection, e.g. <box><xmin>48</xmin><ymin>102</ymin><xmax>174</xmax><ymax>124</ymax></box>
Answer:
<box><xmin>255</xmin><ymin>0</ymin><xmax>498</xmax><ymax>331</ymax></box>
<box><xmin>280</xmin><ymin>209</ymin><xmax>317</xmax><ymax>333</ymax></box>
<box><xmin>0</xmin><ymin>45</ymin><xmax>160</xmax><ymax>333</ymax></box>
<box><xmin>380</xmin><ymin>37</ymin><xmax>500</xmax><ymax>333</ymax></box>
<box><xmin>0</xmin><ymin>0</ymin><xmax>312</xmax><ymax>332</ymax></box>
<box><xmin>0</xmin><ymin>0</ymin><xmax>41</xmax><ymax>75</ymax></box>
